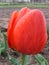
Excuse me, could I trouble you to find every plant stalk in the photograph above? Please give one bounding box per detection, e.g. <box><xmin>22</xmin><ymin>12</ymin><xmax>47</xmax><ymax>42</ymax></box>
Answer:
<box><xmin>22</xmin><ymin>54</ymin><xmax>26</xmax><ymax>65</ymax></box>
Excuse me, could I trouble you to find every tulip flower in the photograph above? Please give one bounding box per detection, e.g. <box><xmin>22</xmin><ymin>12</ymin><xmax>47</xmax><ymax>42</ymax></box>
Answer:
<box><xmin>7</xmin><ymin>7</ymin><xmax>47</xmax><ymax>55</ymax></box>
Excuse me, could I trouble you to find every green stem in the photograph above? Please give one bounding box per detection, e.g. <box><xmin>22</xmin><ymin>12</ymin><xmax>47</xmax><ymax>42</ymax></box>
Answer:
<box><xmin>22</xmin><ymin>54</ymin><xmax>26</xmax><ymax>65</ymax></box>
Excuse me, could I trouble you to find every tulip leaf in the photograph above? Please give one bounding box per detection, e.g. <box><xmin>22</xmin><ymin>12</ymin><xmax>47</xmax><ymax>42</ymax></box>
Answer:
<box><xmin>47</xmin><ymin>26</ymin><xmax>49</xmax><ymax>39</ymax></box>
<box><xmin>0</xmin><ymin>41</ymin><xmax>5</xmax><ymax>54</ymax></box>
<box><xmin>22</xmin><ymin>54</ymin><xmax>30</xmax><ymax>65</ymax></box>
<box><xmin>0</xmin><ymin>47</ymin><xmax>5</xmax><ymax>54</ymax></box>
<box><xmin>8</xmin><ymin>55</ymin><xmax>20</xmax><ymax>65</ymax></box>
<box><xmin>3</xmin><ymin>33</ymin><xmax>8</xmax><ymax>50</ymax></box>
<box><xmin>0</xmin><ymin>32</ymin><xmax>8</xmax><ymax>54</ymax></box>
<box><xmin>47</xmin><ymin>41</ymin><xmax>49</xmax><ymax>50</ymax></box>
<box><xmin>34</xmin><ymin>54</ymin><xmax>48</xmax><ymax>65</ymax></box>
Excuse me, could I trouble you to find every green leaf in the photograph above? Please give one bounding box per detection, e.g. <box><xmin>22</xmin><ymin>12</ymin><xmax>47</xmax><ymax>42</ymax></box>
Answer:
<box><xmin>22</xmin><ymin>54</ymin><xmax>30</xmax><ymax>65</ymax></box>
<box><xmin>0</xmin><ymin>41</ymin><xmax>5</xmax><ymax>54</ymax></box>
<box><xmin>0</xmin><ymin>32</ymin><xmax>8</xmax><ymax>54</ymax></box>
<box><xmin>47</xmin><ymin>41</ymin><xmax>49</xmax><ymax>50</ymax></box>
<box><xmin>3</xmin><ymin>33</ymin><xmax>8</xmax><ymax>50</ymax></box>
<box><xmin>34</xmin><ymin>54</ymin><xmax>48</xmax><ymax>65</ymax></box>
<box><xmin>0</xmin><ymin>32</ymin><xmax>8</xmax><ymax>55</ymax></box>
<box><xmin>8</xmin><ymin>55</ymin><xmax>20</xmax><ymax>65</ymax></box>
<box><xmin>47</xmin><ymin>59</ymin><xmax>49</xmax><ymax>64</ymax></box>
<box><xmin>47</xmin><ymin>26</ymin><xmax>49</xmax><ymax>39</ymax></box>
<box><xmin>0</xmin><ymin>47</ymin><xmax>5</xmax><ymax>54</ymax></box>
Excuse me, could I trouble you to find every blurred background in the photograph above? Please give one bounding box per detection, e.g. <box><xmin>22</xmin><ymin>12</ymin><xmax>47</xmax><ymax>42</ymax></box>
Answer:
<box><xmin>0</xmin><ymin>0</ymin><xmax>49</xmax><ymax>30</ymax></box>
<box><xmin>0</xmin><ymin>0</ymin><xmax>49</xmax><ymax>3</ymax></box>
<box><xmin>0</xmin><ymin>0</ymin><xmax>49</xmax><ymax>65</ymax></box>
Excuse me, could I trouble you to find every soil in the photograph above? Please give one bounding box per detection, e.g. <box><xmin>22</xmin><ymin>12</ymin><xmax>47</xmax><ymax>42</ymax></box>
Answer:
<box><xmin>0</xmin><ymin>7</ymin><xmax>49</xmax><ymax>65</ymax></box>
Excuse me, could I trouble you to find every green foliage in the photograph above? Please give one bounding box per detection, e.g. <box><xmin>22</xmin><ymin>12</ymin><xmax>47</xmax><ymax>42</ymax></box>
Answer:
<box><xmin>8</xmin><ymin>54</ymin><xmax>30</xmax><ymax>65</ymax></box>
<box><xmin>0</xmin><ymin>41</ymin><xmax>5</xmax><ymax>54</ymax></box>
<box><xmin>47</xmin><ymin>40</ymin><xmax>49</xmax><ymax>50</ymax></box>
<box><xmin>47</xmin><ymin>26</ymin><xmax>49</xmax><ymax>39</ymax></box>
<box><xmin>8</xmin><ymin>55</ymin><xmax>19</xmax><ymax>65</ymax></box>
<box><xmin>0</xmin><ymin>3</ymin><xmax>49</xmax><ymax>8</ymax></box>
<box><xmin>34</xmin><ymin>54</ymin><xmax>48</xmax><ymax>65</ymax></box>
<box><xmin>0</xmin><ymin>32</ymin><xmax>7</xmax><ymax>54</ymax></box>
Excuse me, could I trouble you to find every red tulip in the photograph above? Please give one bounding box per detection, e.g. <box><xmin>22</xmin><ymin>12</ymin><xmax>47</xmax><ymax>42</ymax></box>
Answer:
<box><xmin>7</xmin><ymin>7</ymin><xmax>47</xmax><ymax>55</ymax></box>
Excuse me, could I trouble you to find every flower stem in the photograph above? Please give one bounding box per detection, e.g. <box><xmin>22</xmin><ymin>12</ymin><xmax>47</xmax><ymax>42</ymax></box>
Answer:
<box><xmin>22</xmin><ymin>54</ymin><xmax>26</xmax><ymax>65</ymax></box>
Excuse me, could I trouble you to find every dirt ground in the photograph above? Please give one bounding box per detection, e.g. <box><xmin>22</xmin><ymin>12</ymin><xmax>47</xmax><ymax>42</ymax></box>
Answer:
<box><xmin>0</xmin><ymin>7</ymin><xmax>49</xmax><ymax>65</ymax></box>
